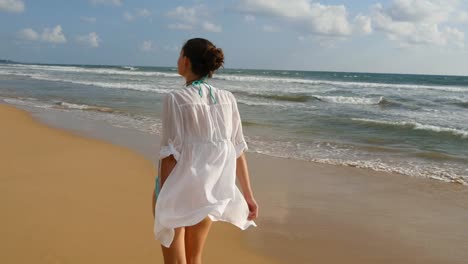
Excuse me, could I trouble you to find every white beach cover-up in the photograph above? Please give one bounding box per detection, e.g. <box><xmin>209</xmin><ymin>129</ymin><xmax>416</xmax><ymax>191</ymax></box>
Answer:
<box><xmin>154</xmin><ymin>83</ymin><xmax>257</xmax><ymax>248</ymax></box>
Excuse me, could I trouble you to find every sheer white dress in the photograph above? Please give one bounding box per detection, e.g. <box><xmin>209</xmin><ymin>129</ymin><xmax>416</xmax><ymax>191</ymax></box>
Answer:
<box><xmin>153</xmin><ymin>83</ymin><xmax>257</xmax><ymax>248</ymax></box>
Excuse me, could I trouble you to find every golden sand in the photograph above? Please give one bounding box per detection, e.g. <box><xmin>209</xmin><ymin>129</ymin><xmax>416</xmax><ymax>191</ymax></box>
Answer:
<box><xmin>0</xmin><ymin>104</ymin><xmax>276</xmax><ymax>264</ymax></box>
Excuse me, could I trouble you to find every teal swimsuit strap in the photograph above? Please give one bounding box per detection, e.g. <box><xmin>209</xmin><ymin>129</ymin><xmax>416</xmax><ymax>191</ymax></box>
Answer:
<box><xmin>155</xmin><ymin>159</ymin><xmax>161</xmax><ymax>199</ymax></box>
<box><xmin>191</xmin><ymin>77</ymin><xmax>217</xmax><ymax>104</ymax></box>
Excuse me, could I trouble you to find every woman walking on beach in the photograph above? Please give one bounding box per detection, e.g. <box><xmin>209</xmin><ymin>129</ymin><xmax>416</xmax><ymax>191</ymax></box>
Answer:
<box><xmin>152</xmin><ymin>38</ymin><xmax>258</xmax><ymax>264</ymax></box>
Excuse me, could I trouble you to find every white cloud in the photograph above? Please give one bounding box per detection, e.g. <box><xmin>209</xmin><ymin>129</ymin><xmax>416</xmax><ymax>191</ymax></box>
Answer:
<box><xmin>123</xmin><ymin>8</ymin><xmax>152</xmax><ymax>22</ymax></box>
<box><xmin>163</xmin><ymin>45</ymin><xmax>181</xmax><ymax>52</ymax></box>
<box><xmin>371</xmin><ymin>1</ymin><xmax>465</xmax><ymax>47</ymax></box>
<box><xmin>239</xmin><ymin>0</ymin><xmax>312</xmax><ymax>18</ymax></box>
<box><xmin>123</xmin><ymin>12</ymin><xmax>134</xmax><ymax>21</ymax></box>
<box><xmin>136</xmin><ymin>8</ymin><xmax>150</xmax><ymax>17</ymax></box>
<box><xmin>238</xmin><ymin>0</ymin><xmax>353</xmax><ymax>36</ymax></box>
<box><xmin>202</xmin><ymin>22</ymin><xmax>222</xmax><ymax>32</ymax></box>
<box><xmin>76</xmin><ymin>32</ymin><xmax>100</xmax><ymax>47</ymax></box>
<box><xmin>244</xmin><ymin>15</ymin><xmax>255</xmax><ymax>23</ymax></box>
<box><xmin>307</xmin><ymin>4</ymin><xmax>352</xmax><ymax>35</ymax></box>
<box><xmin>443</xmin><ymin>27</ymin><xmax>465</xmax><ymax>47</ymax></box>
<box><xmin>313</xmin><ymin>35</ymin><xmax>347</xmax><ymax>48</ymax></box>
<box><xmin>383</xmin><ymin>0</ymin><xmax>456</xmax><ymax>23</ymax></box>
<box><xmin>80</xmin><ymin>16</ymin><xmax>97</xmax><ymax>23</ymax></box>
<box><xmin>41</xmin><ymin>25</ymin><xmax>67</xmax><ymax>44</ymax></box>
<box><xmin>90</xmin><ymin>0</ymin><xmax>122</xmax><ymax>6</ymax></box>
<box><xmin>166</xmin><ymin>6</ymin><xmax>198</xmax><ymax>24</ymax></box>
<box><xmin>17</xmin><ymin>28</ymin><xmax>38</xmax><ymax>41</ymax></box>
<box><xmin>455</xmin><ymin>11</ymin><xmax>468</xmax><ymax>23</ymax></box>
<box><xmin>168</xmin><ymin>23</ymin><xmax>193</xmax><ymax>31</ymax></box>
<box><xmin>262</xmin><ymin>25</ymin><xmax>279</xmax><ymax>32</ymax></box>
<box><xmin>0</xmin><ymin>0</ymin><xmax>24</xmax><ymax>13</ymax></box>
<box><xmin>18</xmin><ymin>25</ymin><xmax>67</xmax><ymax>44</ymax></box>
<box><xmin>140</xmin><ymin>40</ymin><xmax>156</xmax><ymax>52</ymax></box>
<box><xmin>354</xmin><ymin>14</ymin><xmax>372</xmax><ymax>34</ymax></box>
<box><xmin>166</xmin><ymin>5</ymin><xmax>221</xmax><ymax>33</ymax></box>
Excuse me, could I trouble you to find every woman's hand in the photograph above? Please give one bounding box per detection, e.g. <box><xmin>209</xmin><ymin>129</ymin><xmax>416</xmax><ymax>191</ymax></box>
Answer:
<box><xmin>246</xmin><ymin>197</ymin><xmax>258</xmax><ymax>221</ymax></box>
<box><xmin>236</xmin><ymin>154</ymin><xmax>257</xmax><ymax>221</ymax></box>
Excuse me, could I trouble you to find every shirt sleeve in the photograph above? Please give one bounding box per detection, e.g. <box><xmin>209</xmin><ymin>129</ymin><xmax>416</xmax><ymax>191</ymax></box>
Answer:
<box><xmin>159</xmin><ymin>93</ymin><xmax>183</xmax><ymax>161</ymax></box>
<box><xmin>230</xmin><ymin>93</ymin><xmax>248</xmax><ymax>158</ymax></box>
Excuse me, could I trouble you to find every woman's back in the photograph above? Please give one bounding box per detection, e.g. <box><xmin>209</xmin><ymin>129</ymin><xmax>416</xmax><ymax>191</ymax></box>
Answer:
<box><xmin>172</xmin><ymin>84</ymin><xmax>236</xmax><ymax>143</ymax></box>
<box><xmin>155</xmin><ymin>83</ymin><xmax>254</xmax><ymax>248</ymax></box>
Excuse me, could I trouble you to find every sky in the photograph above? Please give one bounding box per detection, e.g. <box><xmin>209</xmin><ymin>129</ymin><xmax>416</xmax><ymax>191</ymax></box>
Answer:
<box><xmin>1</xmin><ymin>0</ymin><xmax>468</xmax><ymax>75</ymax></box>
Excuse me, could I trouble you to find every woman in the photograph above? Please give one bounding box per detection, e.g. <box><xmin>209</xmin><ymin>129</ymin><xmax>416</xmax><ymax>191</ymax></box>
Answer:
<box><xmin>152</xmin><ymin>38</ymin><xmax>259</xmax><ymax>264</ymax></box>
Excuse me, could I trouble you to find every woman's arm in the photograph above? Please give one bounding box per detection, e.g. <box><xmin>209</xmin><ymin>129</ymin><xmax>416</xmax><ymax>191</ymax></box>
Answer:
<box><xmin>152</xmin><ymin>155</ymin><xmax>177</xmax><ymax>218</ymax></box>
<box><xmin>160</xmin><ymin>155</ymin><xmax>177</xmax><ymax>187</ymax></box>
<box><xmin>236</xmin><ymin>153</ymin><xmax>258</xmax><ymax>220</ymax></box>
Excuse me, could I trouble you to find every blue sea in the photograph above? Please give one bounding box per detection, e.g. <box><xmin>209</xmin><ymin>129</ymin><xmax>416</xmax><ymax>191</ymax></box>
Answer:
<box><xmin>1</xmin><ymin>62</ymin><xmax>467</xmax><ymax>185</ymax></box>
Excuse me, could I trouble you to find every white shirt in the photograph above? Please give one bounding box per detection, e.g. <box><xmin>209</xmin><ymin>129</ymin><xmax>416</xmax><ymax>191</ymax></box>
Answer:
<box><xmin>154</xmin><ymin>82</ymin><xmax>257</xmax><ymax>248</ymax></box>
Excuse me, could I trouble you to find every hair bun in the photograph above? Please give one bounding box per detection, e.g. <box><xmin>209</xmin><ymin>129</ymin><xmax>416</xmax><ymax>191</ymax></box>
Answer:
<box><xmin>182</xmin><ymin>38</ymin><xmax>224</xmax><ymax>78</ymax></box>
<box><xmin>206</xmin><ymin>46</ymin><xmax>224</xmax><ymax>73</ymax></box>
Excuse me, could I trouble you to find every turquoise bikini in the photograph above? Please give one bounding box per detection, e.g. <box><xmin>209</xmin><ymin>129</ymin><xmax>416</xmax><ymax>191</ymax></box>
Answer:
<box><xmin>191</xmin><ymin>77</ymin><xmax>217</xmax><ymax>104</ymax></box>
<box><xmin>155</xmin><ymin>160</ymin><xmax>161</xmax><ymax>199</ymax></box>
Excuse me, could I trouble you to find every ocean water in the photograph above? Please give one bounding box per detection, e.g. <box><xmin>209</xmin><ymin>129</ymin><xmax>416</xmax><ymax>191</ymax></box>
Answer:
<box><xmin>1</xmin><ymin>62</ymin><xmax>467</xmax><ymax>185</ymax></box>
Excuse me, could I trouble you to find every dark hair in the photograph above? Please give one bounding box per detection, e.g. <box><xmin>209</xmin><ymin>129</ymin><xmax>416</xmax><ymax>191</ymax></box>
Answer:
<box><xmin>182</xmin><ymin>38</ymin><xmax>224</xmax><ymax>78</ymax></box>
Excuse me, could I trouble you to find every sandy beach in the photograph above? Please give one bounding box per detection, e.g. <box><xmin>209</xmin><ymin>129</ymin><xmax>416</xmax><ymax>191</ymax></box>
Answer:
<box><xmin>0</xmin><ymin>104</ymin><xmax>277</xmax><ymax>264</ymax></box>
<box><xmin>1</xmin><ymin>102</ymin><xmax>468</xmax><ymax>264</ymax></box>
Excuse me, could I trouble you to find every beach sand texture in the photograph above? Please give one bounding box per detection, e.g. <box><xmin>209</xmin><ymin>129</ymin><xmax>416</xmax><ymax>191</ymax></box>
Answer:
<box><xmin>1</xmin><ymin>103</ymin><xmax>468</xmax><ymax>263</ymax></box>
<box><xmin>0</xmin><ymin>104</ymin><xmax>276</xmax><ymax>264</ymax></box>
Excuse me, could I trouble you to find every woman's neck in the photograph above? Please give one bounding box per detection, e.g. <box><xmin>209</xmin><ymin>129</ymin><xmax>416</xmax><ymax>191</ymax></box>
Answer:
<box><xmin>185</xmin><ymin>73</ymin><xmax>202</xmax><ymax>86</ymax></box>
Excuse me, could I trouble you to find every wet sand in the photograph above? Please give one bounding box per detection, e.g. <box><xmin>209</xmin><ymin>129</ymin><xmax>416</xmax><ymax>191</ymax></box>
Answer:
<box><xmin>1</xmin><ymin>102</ymin><xmax>468</xmax><ymax>263</ymax></box>
<box><xmin>247</xmin><ymin>153</ymin><xmax>468</xmax><ymax>263</ymax></box>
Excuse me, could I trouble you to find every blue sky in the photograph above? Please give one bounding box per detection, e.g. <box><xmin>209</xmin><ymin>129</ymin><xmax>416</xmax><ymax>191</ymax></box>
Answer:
<box><xmin>1</xmin><ymin>0</ymin><xmax>468</xmax><ymax>75</ymax></box>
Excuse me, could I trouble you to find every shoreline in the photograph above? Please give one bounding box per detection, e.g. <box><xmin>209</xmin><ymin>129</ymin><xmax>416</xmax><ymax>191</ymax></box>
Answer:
<box><xmin>2</xmin><ymin>93</ymin><xmax>467</xmax><ymax>186</ymax></box>
<box><xmin>2</xmin><ymin>102</ymin><xmax>468</xmax><ymax>263</ymax></box>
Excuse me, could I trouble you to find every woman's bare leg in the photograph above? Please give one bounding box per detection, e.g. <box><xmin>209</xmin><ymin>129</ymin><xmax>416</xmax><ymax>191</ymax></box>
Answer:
<box><xmin>184</xmin><ymin>217</ymin><xmax>213</xmax><ymax>264</ymax></box>
<box><xmin>161</xmin><ymin>227</ymin><xmax>187</xmax><ymax>264</ymax></box>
